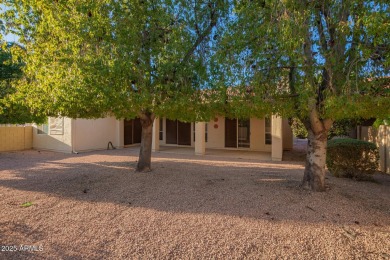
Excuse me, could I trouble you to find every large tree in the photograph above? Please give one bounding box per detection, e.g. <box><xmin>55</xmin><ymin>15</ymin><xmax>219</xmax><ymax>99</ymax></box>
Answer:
<box><xmin>216</xmin><ymin>0</ymin><xmax>389</xmax><ymax>191</ymax></box>
<box><xmin>2</xmin><ymin>0</ymin><xmax>227</xmax><ymax>171</ymax></box>
<box><xmin>0</xmin><ymin>42</ymin><xmax>46</xmax><ymax>124</ymax></box>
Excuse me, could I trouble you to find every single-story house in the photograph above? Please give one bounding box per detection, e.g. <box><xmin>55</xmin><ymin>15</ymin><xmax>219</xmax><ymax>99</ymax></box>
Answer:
<box><xmin>33</xmin><ymin>116</ymin><xmax>293</xmax><ymax>161</ymax></box>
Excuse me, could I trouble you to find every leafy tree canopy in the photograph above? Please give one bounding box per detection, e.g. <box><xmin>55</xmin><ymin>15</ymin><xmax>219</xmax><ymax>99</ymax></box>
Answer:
<box><xmin>216</xmin><ymin>0</ymin><xmax>389</xmax><ymax>121</ymax></box>
<box><xmin>214</xmin><ymin>0</ymin><xmax>389</xmax><ymax>191</ymax></box>
<box><xmin>0</xmin><ymin>42</ymin><xmax>46</xmax><ymax>124</ymax></box>
<box><xmin>2</xmin><ymin>0</ymin><xmax>228</xmax><ymax>122</ymax></box>
<box><xmin>1</xmin><ymin>0</ymin><xmax>229</xmax><ymax>171</ymax></box>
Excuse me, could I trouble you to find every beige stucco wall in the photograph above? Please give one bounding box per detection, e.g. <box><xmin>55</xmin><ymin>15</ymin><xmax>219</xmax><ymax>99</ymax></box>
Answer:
<box><xmin>159</xmin><ymin>118</ymin><xmax>167</xmax><ymax>145</ymax></box>
<box><xmin>73</xmin><ymin>117</ymin><xmax>121</xmax><ymax>152</ymax></box>
<box><xmin>117</xmin><ymin>120</ymin><xmax>124</xmax><ymax>148</ymax></box>
<box><xmin>205</xmin><ymin>117</ymin><xmax>271</xmax><ymax>152</ymax></box>
<box><xmin>205</xmin><ymin>116</ymin><xmax>225</xmax><ymax>149</ymax></box>
<box><xmin>159</xmin><ymin>116</ymin><xmax>272</xmax><ymax>152</ymax></box>
<box><xmin>359</xmin><ymin>125</ymin><xmax>389</xmax><ymax>174</ymax></box>
<box><xmin>157</xmin><ymin>116</ymin><xmax>290</xmax><ymax>153</ymax></box>
<box><xmin>271</xmin><ymin>116</ymin><xmax>283</xmax><ymax>161</ymax></box>
<box><xmin>28</xmin><ymin>115</ymin><xmax>292</xmax><ymax>154</ymax></box>
<box><xmin>249</xmin><ymin>118</ymin><xmax>271</xmax><ymax>152</ymax></box>
<box><xmin>195</xmin><ymin>122</ymin><xmax>206</xmax><ymax>155</ymax></box>
<box><xmin>159</xmin><ymin>117</ymin><xmax>225</xmax><ymax>148</ymax></box>
<box><xmin>0</xmin><ymin>126</ymin><xmax>33</xmax><ymax>152</ymax></box>
<box><xmin>33</xmin><ymin>118</ymin><xmax>73</xmax><ymax>153</ymax></box>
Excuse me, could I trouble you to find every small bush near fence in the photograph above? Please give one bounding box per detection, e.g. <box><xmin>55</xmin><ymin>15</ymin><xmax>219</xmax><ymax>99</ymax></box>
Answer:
<box><xmin>326</xmin><ymin>138</ymin><xmax>379</xmax><ymax>180</ymax></box>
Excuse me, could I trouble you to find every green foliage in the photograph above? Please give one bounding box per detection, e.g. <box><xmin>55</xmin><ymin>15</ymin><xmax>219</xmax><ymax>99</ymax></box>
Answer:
<box><xmin>326</xmin><ymin>138</ymin><xmax>379</xmax><ymax>180</ymax></box>
<box><xmin>20</xmin><ymin>201</ymin><xmax>33</xmax><ymax>208</ymax></box>
<box><xmin>290</xmin><ymin>118</ymin><xmax>359</xmax><ymax>139</ymax></box>
<box><xmin>215</xmin><ymin>0</ymin><xmax>390</xmax><ymax>122</ymax></box>
<box><xmin>290</xmin><ymin>118</ymin><xmax>308</xmax><ymax>139</ymax></box>
<box><xmin>3</xmin><ymin>1</ymin><xmax>388</xmax><ymax>124</ymax></box>
<box><xmin>373</xmin><ymin>117</ymin><xmax>390</xmax><ymax>128</ymax></box>
<box><xmin>0</xmin><ymin>42</ymin><xmax>46</xmax><ymax>124</ymax></box>
<box><xmin>1</xmin><ymin>0</ymin><xmax>229</xmax><ymax>122</ymax></box>
<box><xmin>328</xmin><ymin>119</ymin><xmax>359</xmax><ymax>139</ymax></box>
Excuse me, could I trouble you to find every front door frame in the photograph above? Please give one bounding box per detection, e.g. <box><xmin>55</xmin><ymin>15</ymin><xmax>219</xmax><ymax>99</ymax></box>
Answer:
<box><xmin>225</xmin><ymin>118</ymin><xmax>251</xmax><ymax>149</ymax></box>
<box><xmin>124</xmin><ymin>118</ymin><xmax>142</xmax><ymax>145</ymax></box>
<box><xmin>165</xmin><ymin>119</ymin><xmax>192</xmax><ymax>146</ymax></box>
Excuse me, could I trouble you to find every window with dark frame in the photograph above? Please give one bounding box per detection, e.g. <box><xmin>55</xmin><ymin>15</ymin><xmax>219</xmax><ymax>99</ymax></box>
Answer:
<box><xmin>238</xmin><ymin>119</ymin><xmax>250</xmax><ymax>148</ymax></box>
<box><xmin>205</xmin><ymin>123</ymin><xmax>208</xmax><ymax>142</ymax></box>
<box><xmin>265</xmin><ymin>117</ymin><xmax>272</xmax><ymax>145</ymax></box>
<box><xmin>159</xmin><ymin>118</ymin><xmax>163</xmax><ymax>140</ymax></box>
<box><xmin>193</xmin><ymin>123</ymin><xmax>195</xmax><ymax>142</ymax></box>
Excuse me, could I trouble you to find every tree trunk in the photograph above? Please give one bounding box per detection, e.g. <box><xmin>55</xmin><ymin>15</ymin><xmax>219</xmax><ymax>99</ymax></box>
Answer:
<box><xmin>136</xmin><ymin>112</ymin><xmax>155</xmax><ymax>172</ymax></box>
<box><xmin>301</xmin><ymin>128</ymin><xmax>328</xmax><ymax>191</ymax></box>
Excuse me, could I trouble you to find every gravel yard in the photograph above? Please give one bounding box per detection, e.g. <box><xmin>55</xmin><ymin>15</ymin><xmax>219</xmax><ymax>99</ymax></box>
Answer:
<box><xmin>0</xmin><ymin>147</ymin><xmax>389</xmax><ymax>259</ymax></box>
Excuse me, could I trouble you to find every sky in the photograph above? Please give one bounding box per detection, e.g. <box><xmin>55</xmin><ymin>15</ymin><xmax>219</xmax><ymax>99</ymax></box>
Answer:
<box><xmin>3</xmin><ymin>33</ymin><xmax>18</xmax><ymax>42</ymax></box>
<box><xmin>0</xmin><ymin>4</ymin><xmax>19</xmax><ymax>43</ymax></box>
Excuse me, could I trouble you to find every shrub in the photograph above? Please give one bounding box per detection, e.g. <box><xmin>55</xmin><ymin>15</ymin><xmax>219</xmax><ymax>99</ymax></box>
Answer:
<box><xmin>328</xmin><ymin>119</ymin><xmax>358</xmax><ymax>139</ymax></box>
<box><xmin>326</xmin><ymin>138</ymin><xmax>379</xmax><ymax>180</ymax></box>
<box><xmin>290</xmin><ymin>118</ymin><xmax>359</xmax><ymax>140</ymax></box>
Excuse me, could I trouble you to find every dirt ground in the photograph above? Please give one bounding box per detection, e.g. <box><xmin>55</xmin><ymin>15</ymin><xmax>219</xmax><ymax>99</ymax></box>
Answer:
<box><xmin>0</xmin><ymin>146</ymin><xmax>389</xmax><ymax>259</ymax></box>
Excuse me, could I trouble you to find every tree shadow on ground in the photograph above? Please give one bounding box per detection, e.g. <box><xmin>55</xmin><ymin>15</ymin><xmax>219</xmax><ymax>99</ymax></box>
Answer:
<box><xmin>1</xmin><ymin>148</ymin><xmax>389</xmax><ymax>226</ymax></box>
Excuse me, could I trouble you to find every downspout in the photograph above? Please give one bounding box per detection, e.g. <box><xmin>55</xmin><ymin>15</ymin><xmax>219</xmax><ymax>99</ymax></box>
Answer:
<box><xmin>71</xmin><ymin>119</ymin><xmax>79</xmax><ymax>154</ymax></box>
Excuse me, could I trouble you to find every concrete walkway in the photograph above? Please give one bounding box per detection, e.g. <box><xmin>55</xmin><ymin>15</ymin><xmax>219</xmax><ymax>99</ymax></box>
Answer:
<box><xmin>158</xmin><ymin>146</ymin><xmax>272</xmax><ymax>161</ymax></box>
<box><xmin>127</xmin><ymin>138</ymin><xmax>308</xmax><ymax>162</ymax></box>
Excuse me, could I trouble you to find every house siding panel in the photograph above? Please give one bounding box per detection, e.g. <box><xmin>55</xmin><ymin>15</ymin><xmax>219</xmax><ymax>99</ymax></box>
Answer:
<box><xmin>33</xmin><ymin>118</ymin><xmax>73</xmax><ymax>153</ymax></box>
<box><xmin>73</xmin><ymin>117</ymin><xmax>119</xmax><ymax>152</ymax></box>
<box><xmin>205</xmin><ymin>117</ymin><xmax>225</xmax><ymax>149</ymax></box>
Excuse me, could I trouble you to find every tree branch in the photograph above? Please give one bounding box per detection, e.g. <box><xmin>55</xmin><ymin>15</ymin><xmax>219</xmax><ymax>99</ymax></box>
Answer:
<box><xmin>323</xmin><ymin>118</ymin><xmax>333</xmax><ymax>131</ymax></box>
<box><xmin>177</xmin><ymin>4</ymin><xmax>217</xmax><ymax>69</ymax></box>
<box><xmin>316</xmin><ymin>9</ymin><xmax>328</xmax><ymax>51</ymax></box>
<box><xmin>309</xmin><ymin>106</ymin><xmax>325</xmax><ymax>135</ymax></box>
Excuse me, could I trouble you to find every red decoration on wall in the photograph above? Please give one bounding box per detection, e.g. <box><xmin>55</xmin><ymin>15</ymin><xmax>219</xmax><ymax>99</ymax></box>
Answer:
<box><xmin>214</xmin><ymin>124</ymin><xmax>218</xmax><ymax>129</ymax></box>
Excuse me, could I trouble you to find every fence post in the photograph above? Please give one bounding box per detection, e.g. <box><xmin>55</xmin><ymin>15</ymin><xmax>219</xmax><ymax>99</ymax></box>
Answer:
<box><xmin>0</xmin><ymin>125</ymin><xmax>33</xmax><ymax>152</ymax></box>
